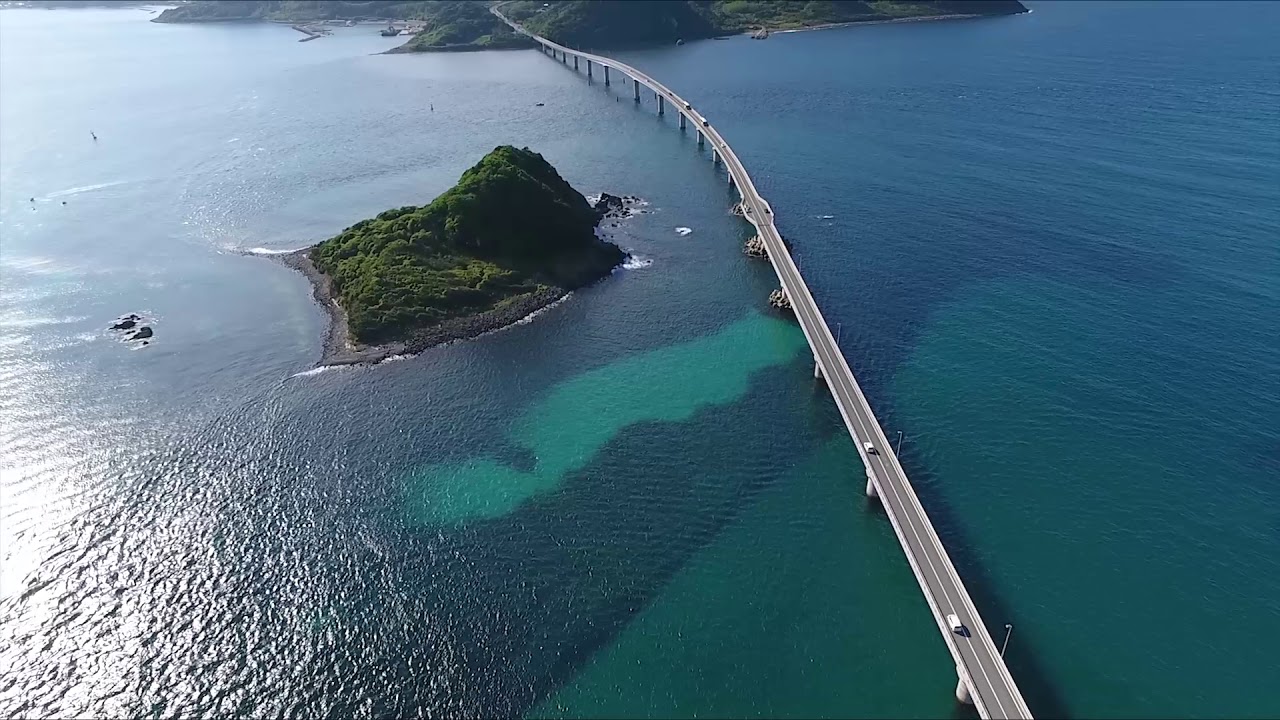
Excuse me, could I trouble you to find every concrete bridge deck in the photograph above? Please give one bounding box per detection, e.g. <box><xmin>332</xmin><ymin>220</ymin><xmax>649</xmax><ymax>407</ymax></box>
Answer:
<box><xmin>492</xmin><ymin>7</ymin><xmax>1032</xmax><ymax>718</ymax></box>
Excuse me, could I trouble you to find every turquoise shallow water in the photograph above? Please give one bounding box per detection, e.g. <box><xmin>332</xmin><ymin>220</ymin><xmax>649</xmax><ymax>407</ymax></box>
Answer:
<box><xmin>2</xmin><ymin>2</ymin><xmax>1278</xmax><ymax>717</ymax></box>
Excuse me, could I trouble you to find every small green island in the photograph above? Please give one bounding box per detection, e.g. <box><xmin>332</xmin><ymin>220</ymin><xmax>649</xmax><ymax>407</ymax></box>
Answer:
<box><xmin>281</xmin><ymin>146</ymin><xmax>627</xmax><ymax>365</ymax></box>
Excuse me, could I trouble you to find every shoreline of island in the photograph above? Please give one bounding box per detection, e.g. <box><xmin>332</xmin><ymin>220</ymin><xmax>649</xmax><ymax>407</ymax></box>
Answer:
<box><xmin>765</xmin><ymin>13</ymin><xmax>987</xmax><ymax>36</ymax></box>
<box><xmin>275</xmin><ymin>247</ymin><xmax>572</xmax><ymax>367</ymax></box>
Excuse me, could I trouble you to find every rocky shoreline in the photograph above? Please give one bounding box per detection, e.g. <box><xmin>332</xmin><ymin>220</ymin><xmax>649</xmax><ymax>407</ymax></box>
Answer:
<box><xmin>276</xmin><ymin>248</ymin><xmax>574</xmax><ymax>367</ymax></box>
<box><xmin>270</xmin><ymin>191</ymin><xmax>640</xmax><ymax>368</ymax></box>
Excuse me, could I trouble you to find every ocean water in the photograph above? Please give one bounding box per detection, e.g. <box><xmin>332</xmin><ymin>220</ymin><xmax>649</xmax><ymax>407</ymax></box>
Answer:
<box><xmin>2</xmin><ymin>2</ymin><xmax>1278</xmax><ymax>718</ymax></box>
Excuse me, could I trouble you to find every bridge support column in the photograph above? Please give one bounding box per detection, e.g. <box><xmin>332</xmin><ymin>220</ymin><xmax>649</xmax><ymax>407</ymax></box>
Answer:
<box><xmin>955</xmin><ymin>668</ymin><xmax>973</xmax><ymax>705</ymax></box>
<box><xmin>712</xmin><ymin>148</ymin><xmax>720</xmax><ymax>164</ymax></box>
<box><xmin>658</xmin><ymin>95</ymin><xmax>664</xmax><ymax>116</ymax></box>
<box><xmin>574</xmin><ymin>56</ymin><xmax>578</xmax><ymax>70</ymax></box>
<box><xmin>633</xmin><ymin>79</ymin><xmax>640</xmax><ymax>102</ymax></box>
<box><xmin>814</xmin><ymin>358</ymin><xmax>823</xmax><ymax>380</ymax></box>
<box><xmin>865</xmin><ymin>474</ymin><xmax>879</xmax><ymax>498</ymax></box>
<box><xmin>587</xmin><ymin>60</ymin><xmax>592</xmax><ymax>79</ymax></box>
<box><xmin>728</xmin><ymin>173</ymin><xmax>735</xmax><ymax>188</ymax></box>
<box><xmin>680</xmin><ymin>113</ymin><xmax>686</xmax><ymax>130</ymax></box>
<box><xmin>698</xmin><ymin>131</ymin><xmax>705</xmax><ymax>147</ymax></box>
<box><xmin>562</xmin><ymin>50</ymin><xmax>567</xmax><ymax>63</ymax></box>
<box><xmin>604</xmin><ymin>66</ymin><xmax>610</xmax><ymax>86</ymax></box>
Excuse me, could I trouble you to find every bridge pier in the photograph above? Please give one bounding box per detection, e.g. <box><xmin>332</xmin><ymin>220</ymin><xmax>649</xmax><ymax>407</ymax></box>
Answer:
<box><xmin>728</xmin><ymin>173</ymin><xmax>735</xmax><ymax>188</ymax></box>
<box><xmin>955</xmin><ymin>668</ymin><xmax>974</xmax><ymax>705</ymax></box>
<box><xmin>698</xmin><ymin>131</ymin><xmax>705</xmax><ymax>147</ymax></box>
<box><xmin>658</xmin><ymin>95</ymin><xmax>664</xmax><ymax>116</ymax></box>
<box><xmin>680</xmin><ymin>113</ymin><xmax>686</xmax><ymax>130</ymax></box>
<box><xmin>814</xmin><ymin>358</ymin><xmax>823</xmax><ymax>380</ymax></box>
<box><xmin>587</xmin><ymin>60</ymin><xmax>592</xmax><ymax>79</ymax></box>
<box><xmin>604</xmin><ymin>66</ymin><xmax>610</xmax><ymax>86</ymax></box>
<box><xmin>633</xmin><ymin>79</ymin><xmax>640</xmax><ymax>102</ymax></box>
<box><xmin>574</xmin><ymin>55</ymin><xmax>578</xmax><ymax>70</ymax></box>
<box><xmin>561</xmin><ymin>50</ymin><xmax>567</xmax><ymax>63</ymax></box>
<box><xmin>712</xmin><ymin>148</ymin><xmax>720</xmax><ymax>164</ymax></box>
<box><xmin>865</xmin><ymin>474</ymin><xmax>879</xmax><ymax>498</ymax></box>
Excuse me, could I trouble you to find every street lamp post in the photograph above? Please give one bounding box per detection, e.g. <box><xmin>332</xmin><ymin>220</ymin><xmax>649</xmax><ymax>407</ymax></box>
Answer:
<box><xmin>895</xmin><ymin>430</ymin><xmax>903</xmax><ymax>455</ymax></box>
<box><xmin>836</xmin><ymin>322</ymin><xmax>842</xmax><ymax>344</ymax></box>
<box><xmin>1001</xmin><ymin>623</ymin><xmax>1013</xmax><ymax>657</ymax></box>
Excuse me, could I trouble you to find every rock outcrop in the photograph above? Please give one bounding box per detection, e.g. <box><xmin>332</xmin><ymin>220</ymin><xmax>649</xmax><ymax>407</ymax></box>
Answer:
<box><xmin>110</xmin><ymin>313</ymin><xmax>154</xmax><ymax>344</ymax></box>
<box><xmin>743</xmin><ymin>235</ymin><xmax>767</xmax><ymax>258</ymax></box>
<box><xmin>594</xmin><ymin>192</ymin><xmax>625</xmax><ymax>218</ymax></box>
<box><xmin>768</xmin><ymin>288</ymin><xmax>792</xmax><ymax>313</ymax></box>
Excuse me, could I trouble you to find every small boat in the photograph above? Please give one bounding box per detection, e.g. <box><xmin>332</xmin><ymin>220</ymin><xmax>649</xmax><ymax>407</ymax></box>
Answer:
<box><xmin>535</xmin><ymin>102</ymin><xmax>545</xmax><ymax>107</ymax></box>
<box><xmin>380</xmin><ymin>25</ymin><xmax>400</xmax><ymax>37</ymax></box>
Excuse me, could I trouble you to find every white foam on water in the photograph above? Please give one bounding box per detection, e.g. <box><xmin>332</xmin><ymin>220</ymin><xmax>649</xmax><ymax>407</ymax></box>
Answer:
<box><xmin>675</xmin><ymin>227</ymin><xmax>693</xmax><ymax>236</ymax></box>
<box><xmin>513</xmin><ymin>293</ymin><xmax>572</xmax><ymax>326</ymax></box>
<box><xmin>46</xmin><ymin>180</ymin><xmax>131</xmax><ymax>199</ymax></box>
<box><xmin>289</xmin><ymin>365</ymin><xmax>347</xmax><ymax>379</ymax></box>
<box><xmin>818</xmin><ymin>215</ymin><xmax>835</xmax><ymax>219</ymax></box>
<box><xmin>242</xmin><ymin>247</ymin><xmax>304</xmax><ymax>255</ymax></box>
<box><xmin>621</xmin><ymin>254</ymin><xmax>653</xmax><ymax>270</ymax></box>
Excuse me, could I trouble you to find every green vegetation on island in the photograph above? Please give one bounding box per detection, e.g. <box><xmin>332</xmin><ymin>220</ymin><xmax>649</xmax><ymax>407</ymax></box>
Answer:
<box><xmin>307</xmin><ymin>146</ymin><xmax>625</xmax><ymax>345</ymax></box>
<box><xmin>505</xmin><ymin>0</ymin><xmax>1029</xmax><ymax>48</ymax></box>
<box><xmin>504</xmin><ymin>0</ymin><xmax>716</xmax><ymax>49</ymax></box>
<box><xmin>387</xmin><ymin>1</ymin><xmax>532</xmax><ymax>52</ymax></box>
<box><xmin>154</xmin><ymin>1</ymin><xmax>531</xmax><ymax>52</ymax></box>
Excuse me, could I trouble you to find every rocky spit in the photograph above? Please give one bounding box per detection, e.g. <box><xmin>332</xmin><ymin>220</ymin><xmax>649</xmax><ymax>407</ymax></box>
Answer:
<box><xmin>744</xmin><ymin>235</ymin><xmax>767</xmax><ymax>258</ymax></box>
<box><xmin>594</xmin><ymin>192</ymin><xmax>644</xmax><ymax>225</ymax></box>
<box><xmin>277</xmin><ymin>249</ymin><xmax>576</xmax><ymax>367</ymax></box>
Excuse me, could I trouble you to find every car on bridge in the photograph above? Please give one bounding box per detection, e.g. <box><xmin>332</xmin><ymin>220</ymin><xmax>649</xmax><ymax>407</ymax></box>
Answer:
<box><xmin>947</xmin><ymin>613</ymin><xmax>969</xmax><ymax>637</ymax></box>
<box><xmin>863</xmin><ymin>441</ymin><xmax>877</xmax><ymax>455</ymax></box>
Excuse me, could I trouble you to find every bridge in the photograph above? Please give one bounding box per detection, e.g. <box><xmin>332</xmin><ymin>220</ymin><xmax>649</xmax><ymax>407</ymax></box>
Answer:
<box><xmin>492</xmin><ymin>7</ymin><xmax>1032</xmax><ymax>718</ymax></box>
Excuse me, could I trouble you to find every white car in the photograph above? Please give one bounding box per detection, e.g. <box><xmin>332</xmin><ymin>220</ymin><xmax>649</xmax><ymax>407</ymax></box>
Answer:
<box><xmin>863</xmin><ymin>441</ymin><xmax>876</xmax><ymax>455</ymax></box>
<box><xmin>947</xmin><ymin>613</ymin><xmax>967</xmax><ymax>636</ymax></box>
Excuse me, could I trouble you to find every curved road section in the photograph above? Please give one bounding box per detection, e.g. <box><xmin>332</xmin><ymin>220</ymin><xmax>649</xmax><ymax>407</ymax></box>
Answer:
<box><xmin>493</xmin><ymin>7</ymin><xmax>1032</xmax><ymax>718</ymax></box>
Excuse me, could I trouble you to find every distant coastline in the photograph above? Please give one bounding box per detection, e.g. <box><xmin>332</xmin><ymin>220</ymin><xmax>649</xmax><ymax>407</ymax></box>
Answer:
<box><xmin>768</xmin><ymin>13</ymin><xmax>990</xmax><ymax>35</ymax></box>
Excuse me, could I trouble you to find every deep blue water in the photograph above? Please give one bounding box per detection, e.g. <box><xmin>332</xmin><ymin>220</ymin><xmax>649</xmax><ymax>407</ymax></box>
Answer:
<box><xmin>2</xmin><ymin>2</ymin><xmax>1278</xmax><ymax>717</ymax></box>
